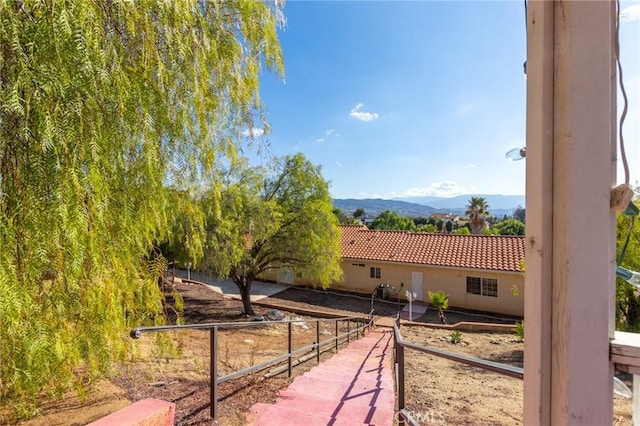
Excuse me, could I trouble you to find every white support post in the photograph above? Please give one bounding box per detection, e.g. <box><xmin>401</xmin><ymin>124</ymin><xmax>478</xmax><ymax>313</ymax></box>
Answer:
<box><xmin>524</xmin><ymin>1</ymin><xmax>616</xmax><ymax>424</ymax></box>
<box><xmin>523</xmin><ymin>2</ymin><xmax>554</xmax><ymax>422</ymax></box>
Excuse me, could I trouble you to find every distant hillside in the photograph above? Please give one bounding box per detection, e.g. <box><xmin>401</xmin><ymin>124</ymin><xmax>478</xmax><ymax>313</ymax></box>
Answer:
<box><xmin>333</xmin><ymin>194</ymin><xmax>524</xmax><ymax>219</ymax></box>
<box><xmin>333</xmin><ymin>198</ymin><xmax>438</xmax><ymax>218</ymax></box>
<box><xmin>394</xmin><ymin>194</ymin><xmax>525</xmax><ymax>210</ymax></box>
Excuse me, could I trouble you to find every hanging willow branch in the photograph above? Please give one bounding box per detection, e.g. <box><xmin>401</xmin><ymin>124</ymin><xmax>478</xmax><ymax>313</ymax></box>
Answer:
<box><xmin>0</xmin><ymin>0</ymin><xmax>283</xmax><ymax>415</ymax></box>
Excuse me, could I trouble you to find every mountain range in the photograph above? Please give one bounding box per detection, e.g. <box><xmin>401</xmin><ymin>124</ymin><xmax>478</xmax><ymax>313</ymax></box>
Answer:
<box><xmin>333</xmin><ymin>194</ymin><xmax>525</xmax><ymax>218</ymax></box>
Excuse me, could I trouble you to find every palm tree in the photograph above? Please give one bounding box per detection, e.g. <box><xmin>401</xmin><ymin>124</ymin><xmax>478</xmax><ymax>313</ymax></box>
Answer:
<box><xmin>466</xmin><ymin>196</ymin><xmax>490</xmax><ymax>234</ymax></box>
<box><xmin>429</xmin><ymin>290</ymin><xmax>449</xmax><ymax>324</ymax></box>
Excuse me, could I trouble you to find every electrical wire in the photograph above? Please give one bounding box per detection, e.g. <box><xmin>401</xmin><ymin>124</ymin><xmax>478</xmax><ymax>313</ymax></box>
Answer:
<box><xmin>614</xmin><ymin>0</ymin><xmax>636</xmax><ymax>271</ymax></box>
<box><xmin>615</xmin><ymin>0</ymin><xmax>630</xmax><ymax>185</ymax></box>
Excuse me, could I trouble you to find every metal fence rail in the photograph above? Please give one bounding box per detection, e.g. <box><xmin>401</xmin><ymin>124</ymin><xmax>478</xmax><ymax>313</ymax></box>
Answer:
<box><xmin>393</xmin><ymin>317</ymin><xmax>523</xmax><ymax>425</ymax></box>
<box><xmin>131</xmin><ymin>310</ymin><xmax>374</xmax><ymax>422</ymax></box>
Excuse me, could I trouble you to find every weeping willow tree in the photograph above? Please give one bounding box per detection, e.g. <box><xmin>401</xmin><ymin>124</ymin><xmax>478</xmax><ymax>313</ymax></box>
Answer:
<box><xmin>0</xmin><ymin>0</ymin><xmax>283</xmax><ymax>415</ymax></box>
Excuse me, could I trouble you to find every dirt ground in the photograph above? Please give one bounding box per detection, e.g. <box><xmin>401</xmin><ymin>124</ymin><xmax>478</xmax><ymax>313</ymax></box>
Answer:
<box><xmin>8</xmin><ymin>281</ymin><xmax>634</xmax><ymax>425</ymax></box>
<box><xmin>399</xmin><ymin>326</ymin><xmax>632</xmax><ymax>425</ymax></box>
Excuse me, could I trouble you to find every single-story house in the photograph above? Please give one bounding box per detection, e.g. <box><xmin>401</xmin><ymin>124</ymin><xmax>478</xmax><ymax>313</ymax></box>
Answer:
<box><xmin>262</xmin><ymin>225</ymin><xmax>525</xmax><ymax>316</ymax></box>
<box><xmin>337</xmin><ymin>225</ymin><xmax>525</xmax><ymax>316</ymax></box>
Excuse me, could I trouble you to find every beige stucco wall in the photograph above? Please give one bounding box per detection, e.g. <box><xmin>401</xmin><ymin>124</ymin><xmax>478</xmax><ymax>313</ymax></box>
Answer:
<box><xmin>259</xmin><ymin>260</ymin><xmax>524</xmax><ymax>317</ymax></box>
<box><xmin>335</xmin><ymin>259</ymin><xmax>524</xmax><ymax>317</ymax></box>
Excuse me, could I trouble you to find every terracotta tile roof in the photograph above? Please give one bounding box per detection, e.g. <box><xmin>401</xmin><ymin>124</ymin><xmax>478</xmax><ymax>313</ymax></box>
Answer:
<box><xmin>340</xmin><ymin>225</ymin><xmax>525</xmax><ymax>272</ymax></box>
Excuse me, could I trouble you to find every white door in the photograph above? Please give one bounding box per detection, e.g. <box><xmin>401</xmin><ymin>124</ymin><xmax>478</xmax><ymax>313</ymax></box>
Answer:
<box><xmin>411</xmin><ymin>271</ymin><xmax>424</xmax><ymax>301</ymax></box>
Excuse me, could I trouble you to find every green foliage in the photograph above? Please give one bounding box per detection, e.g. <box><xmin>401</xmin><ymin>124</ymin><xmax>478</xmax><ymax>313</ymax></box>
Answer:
<box><xmin>412</xmin><ymin>216</ymin><xmax>428</xmax><ymax>226</ymax></box>
<box><xmin>512</xmin><ymin>284</ymin><xmax>523</xmax><ymax>297</ymax></box>
<box><xmin>0</xmin><ymin>0</ymin><xmax>283</xmax><ymax>414</ymax></box>
<box><xmin>333</xmin><ymin>208</ymin><xmax>359</xmax><ymax>225</ymax></box>
<box><xmin>482</xmin><ymin>228</ymin><xmax>500</xmax><ymax>235</ymax></box>
<box><xmin>514</xmin><ymin>321</ymin><xmax>525</xmax><ymax>341</ymax></box>
<box><xmin>193</xmin><ymin>153</ymin><xmax>343</xmax><ymax>315</ymax></box>
<box><xmin>429</xmin><ymin>290</ymin><xmax>449</xmax><ymax>324</ymax></box>
<box><xmin>616</xmin><ymin>202</ymin><xmax>640</xmax><ymax>331</ymax></box>
<box><xmin>370</xmin><ymin>210</ymin><xmax>416</xmax><ymax>231</ymax></box>
<box><xmin>429</xmin><ymin>290</ymin><xmax>449</xmax><ymax>310</ymax></box>
<box><xmin>450</xmin><ymin>330</ymin><xmax>463</xmax><ymax>344</ymax></box>
<box><xmin>418</xmin><ymin>224</ymin><xmax>438</xmax><ymax>233</ymax></box>
<box><xmin>352</xmin><ymin>207</ymin><xmax>366</xmax><ymax>220</ymax></box>
<box><xmin>513</xmin><ymin>205</ymin><xmax>526</xmax><ymax>222</ymax></box>
<box><xmin>445</xmin><ymin>220</ymin><xmax>453</xmax><ymax>233</ymax></box>
<box><xmin>466</xmin><ymin>197</ymin><xmax>490</xmax><ymax>234</ymax></box>
<box><xmin>454</xmin><ymin>227</ymin><xmax>471</xmax><ymax>235</ymax></box>
<box><xmin>492</xmin><ymin>218</ymin><xmax>525</xmax><ymax>236</ymax></box>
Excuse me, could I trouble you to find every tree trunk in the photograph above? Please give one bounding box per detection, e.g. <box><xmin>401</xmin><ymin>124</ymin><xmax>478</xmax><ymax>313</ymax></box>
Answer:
<box><xmin>233</xmin><ymin>276</ymin><xmax>254</xmax><ymax>316</ymax></box>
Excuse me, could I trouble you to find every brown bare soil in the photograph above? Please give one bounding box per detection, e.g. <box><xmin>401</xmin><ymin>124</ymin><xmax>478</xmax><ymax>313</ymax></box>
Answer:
<box><xmin>9</xmin><ymin>281</ymin><xmax>633</xmax><ymax>425</ymax></box>
<box><xmin>399</xmin><ymin>326</ymin><xmax>632</xmax><ymax>425</ymax></box>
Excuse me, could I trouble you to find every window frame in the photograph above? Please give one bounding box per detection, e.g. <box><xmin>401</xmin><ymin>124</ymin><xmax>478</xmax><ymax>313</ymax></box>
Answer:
<box><xmin>370</xmin><ymin>267</ymin><xmax>381</xmax><ymax>279</ymax></box>
<box><xmin>466</xmin><ymin>276</ymin><xmax>498</xmax><ymax>297</ymax></box>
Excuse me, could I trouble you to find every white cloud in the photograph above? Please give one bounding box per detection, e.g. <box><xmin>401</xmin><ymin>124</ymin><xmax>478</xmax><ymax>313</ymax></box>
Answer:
<box><xmin>335</xmin><ymin>161</ymin><xmax>343</xmax><ymax>167</ymax></box>
<box><xmin>314</xmin><ymin>128</ymin><xmax>338</xmax><ymax>143</ymax></box>
<box><xmin>467</xmin><ymin>164</ymin><xmax>477</xmax><ymax>168</ymax></box>
<box><xmin>621</xmin><ymin>4</ymin><xmax>640</xmax><ymax>22</ymax></box>
<box><xmin>402</xmin><ymin>181</ymin><xmax>466</xmax><ymax>198</ymax></box>
<box><xmin>349</xmin><ymin>103</ymin><xmax>379</xmax><ymax>122</ymax></box>
<box><xmin>242</xmin><ymin>127</ymin><xmax>264</xmax><ymax>138</ymax></box>
<box><xmin>315</xmin><ymin>128</ymin><xmax>338</xmax><ymax>143</ymax></box>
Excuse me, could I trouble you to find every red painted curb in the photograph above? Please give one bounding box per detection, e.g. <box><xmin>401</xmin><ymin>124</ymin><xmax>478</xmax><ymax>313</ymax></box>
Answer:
<box><xmin>87</xmin><ymin>398</ymin><xmax>175</xmax><ymax>426</ymax></box>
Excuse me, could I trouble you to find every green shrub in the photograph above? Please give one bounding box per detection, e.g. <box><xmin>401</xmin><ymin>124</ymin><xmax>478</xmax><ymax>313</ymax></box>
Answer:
<box><xmin>514</xmin><ymin>321</ymin><xmax>525</xmax><ymax>341</ymax></box>
<box><xmin>428</xmin><ymin>290</ymin><xmax>449</xmax><ymax>324</ymax></box>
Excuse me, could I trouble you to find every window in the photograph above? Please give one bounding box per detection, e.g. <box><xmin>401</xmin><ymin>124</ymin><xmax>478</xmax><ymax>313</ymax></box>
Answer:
<box><xmin>370</xmin><ymin>267</ymin><xmax>381</xmax><ymax>279</ymax></box>
<box><xmin>466</xmin><ymin>277</ymin><xmax>481</xmax><ymax>295</ymax></box>
<box><xmin>466</xmin><ymin>277</ymin><xmax>498</xmax><ymax>297</ymax></box>
<box><xmin>483</xmin><ymin>279</ymin><xmax>498</xmax><ymax>297</ymax></box>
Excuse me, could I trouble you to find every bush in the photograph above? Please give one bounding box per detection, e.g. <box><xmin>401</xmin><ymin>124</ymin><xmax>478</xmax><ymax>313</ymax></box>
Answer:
<box><xmin>514</xmin><ymin>321</ymin><xmax>525</xmax><ymax>341</ymax></box>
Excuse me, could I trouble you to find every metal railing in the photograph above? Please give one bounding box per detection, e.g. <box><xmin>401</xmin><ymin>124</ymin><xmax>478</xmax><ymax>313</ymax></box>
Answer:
<box><xmin>130</xmin><ymin>310</ymin><xmax>374</xmax><ymax>422</ymax></box>
<box><xmin>393</xmin><ymin>316</ymin><xmax>524</xmax><ymax>425</ymax></box>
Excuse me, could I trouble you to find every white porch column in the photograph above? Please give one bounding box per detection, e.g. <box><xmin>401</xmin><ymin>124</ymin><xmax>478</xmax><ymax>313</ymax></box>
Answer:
<box><xmin>524</xmin><ymin>1</ymin><xmax>616</xmax><ymax>425</ymax></box>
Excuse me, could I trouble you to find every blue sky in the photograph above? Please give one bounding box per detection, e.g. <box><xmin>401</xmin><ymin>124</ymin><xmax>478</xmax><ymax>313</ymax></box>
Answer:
<box><xmin>248</xmin><ymin>1</ymin><xmax>640</xmax><ymax>200</ymax></box>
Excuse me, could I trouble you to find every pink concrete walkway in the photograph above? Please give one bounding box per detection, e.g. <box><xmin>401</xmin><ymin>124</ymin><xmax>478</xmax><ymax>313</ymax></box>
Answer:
<box><xmin>247</xmin><ymin>331</ymin><xmax>395</xmax><ymax>426</ymax></box>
